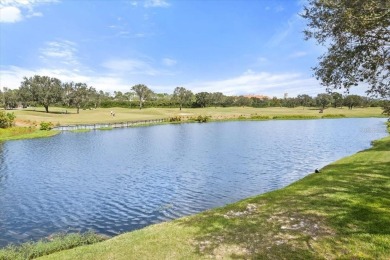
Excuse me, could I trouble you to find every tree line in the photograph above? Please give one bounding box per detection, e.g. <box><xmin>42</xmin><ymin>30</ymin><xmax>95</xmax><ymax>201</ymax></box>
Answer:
<box><xmin>0</xmin><ymin>75</ymin><xmax>386</xmax><ymax>113</ymax></box>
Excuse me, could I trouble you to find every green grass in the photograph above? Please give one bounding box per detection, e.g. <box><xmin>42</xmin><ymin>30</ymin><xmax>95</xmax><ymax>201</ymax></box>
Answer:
<box><xmin>69</xmin><ymin>129</ymin><xmax>91</xmax><ymax>133</ymax></box>
<box><xmin>321</xmin><ymin>114</ymin><xmax>347</xmax><ymax>118</ymax></box>
<box><xmin>2</xmin><ymin>107</ymin><xmax>383</xmax><ymax>140</ymax></box>
<box><xmin>36</xmin><ymin>124</ymin><xmax>390</xmax><ymax>259</ymax></box>
<box><xmin>96</xmin><ymin>127</ymin><xmax>113</xmax><ymax>130</ymax></box>
<box><xmin>272</xmin><ymin>114</ymin><xmax>318</xmax><ymax>119</ymax></box>
<box><xmin>0</xmin><ymin>127</ymin><xmax>59</xmax><ymax>142</ymax></box>
<box><xmin>0</xmin><ymin>232</ymin><xmax>106</xmax><ymax>260</ymax></box>
<box><xmin>9</xmin><ymin>106</ymin><xmax>385</xmax><ymax>126</ymax></box>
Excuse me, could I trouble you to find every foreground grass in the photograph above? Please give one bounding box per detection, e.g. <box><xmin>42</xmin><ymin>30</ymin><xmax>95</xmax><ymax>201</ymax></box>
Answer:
<box><xmin>0</xmin><ymin>127</ymin><xmax>59</xmax><ymax>142</ymax></box>
<box><xmin>0</xmin><ymin>232</ymin><xmax>105</xmax><ymax>260</ymax></box>
<box><xmin>36</xmin><ymin>128</ymin><xmax>390</xmax><ymax>259</ymax></box>
<box><xmin>10</xmin><ymin>106</ymin><xmax>385</xmax><ymax>126</ymax></box>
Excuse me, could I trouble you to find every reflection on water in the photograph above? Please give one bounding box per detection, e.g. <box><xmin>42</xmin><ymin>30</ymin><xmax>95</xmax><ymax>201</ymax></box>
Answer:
<box><xmin>0</xmin><ymin>118</ymin><xmax>387</xmax><ymax>247</ymax></box>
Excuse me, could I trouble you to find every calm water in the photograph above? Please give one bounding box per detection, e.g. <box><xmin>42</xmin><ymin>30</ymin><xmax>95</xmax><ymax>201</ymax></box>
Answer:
<box><xmin>0</xmin><ymin>118</ymin><xmax>387</xmax><ymax>247</ymax></box>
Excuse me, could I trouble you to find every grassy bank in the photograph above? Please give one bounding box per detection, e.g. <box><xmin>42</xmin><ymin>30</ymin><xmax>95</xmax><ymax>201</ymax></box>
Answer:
<box><xmin>24</xmin><ymin>124</ymin><xmax>389</xmax><ymax>259</ymax></box>
<box><xmin>3</xmin><ymin>106</ymin><xmax>382</xmax><ymax>141</ymax></box>
<box><xmin>0</xmin><ymin>232</ymin><xmax>105</xmax><ymax>260</ymax></box>
<box><xmin>0</xmin><ymin>127</ymin><xmax>59</xmax><ymax>142</ymax></box>
<box><xmin>10</xmin><ymin>107</ymin><xmax>385</xmax><ymax>126</ymax></box>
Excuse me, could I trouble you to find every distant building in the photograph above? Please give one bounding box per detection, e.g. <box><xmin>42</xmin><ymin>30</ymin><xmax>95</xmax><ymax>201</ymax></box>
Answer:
<box><xmin>243</xmin><ymin>94</ymin><xmax>270</xmax><ymax>100</ymax></box>
<box><xmin>284</xmin><ymin>93</ymin><xmax>288</xmax><ymax>99</ymax></box>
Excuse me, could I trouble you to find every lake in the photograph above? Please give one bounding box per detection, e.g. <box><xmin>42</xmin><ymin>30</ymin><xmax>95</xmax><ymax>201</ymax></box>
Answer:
<box><xmin>0</xmin><ymin>118</ymin><xmax>387</xmax><ymax>247</ymax></box>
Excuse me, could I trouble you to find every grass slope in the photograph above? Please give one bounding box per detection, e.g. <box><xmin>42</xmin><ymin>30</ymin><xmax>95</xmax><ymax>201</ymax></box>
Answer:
<box><xmin>0</xmin><ymin>127</ymin><xmax>59</xmax><ymax>142</ymax></box>
<box><xmin>38</xmin><ymin>131</ymin><xmax>390</xmax><ymax>259</ymax></box>
<box><xmin>10</xmin><ymin>107</ymin><xmax>385</xmax><ymax>126</ymax></box>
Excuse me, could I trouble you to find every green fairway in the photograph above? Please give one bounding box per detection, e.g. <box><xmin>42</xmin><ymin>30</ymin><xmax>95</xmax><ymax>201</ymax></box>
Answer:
<box><xmin>26</xmin><ymin>125</ymin><xmax>389</xmax><ymax>259</ymax></box>
<box><xmin>8</xmin><ymin>106</ymin><xmax>385</xmax><ymax>127</ymax></box>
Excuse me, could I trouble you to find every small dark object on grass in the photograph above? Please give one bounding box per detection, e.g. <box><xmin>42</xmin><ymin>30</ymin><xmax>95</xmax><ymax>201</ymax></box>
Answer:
<box><xmin>315</xmin><ymin>169</ymin><xmax>320</xmax><ymax>173</ymax></box>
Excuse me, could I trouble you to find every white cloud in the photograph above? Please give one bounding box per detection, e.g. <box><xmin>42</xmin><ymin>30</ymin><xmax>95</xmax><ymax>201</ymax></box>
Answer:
<box><xmin>102</xmin><ymin>58</ymin><xmax>173</xmax><ymax>76</ymax></box>
<box><xmin>144</xmin><ymin>0</ymin><xmax>170</xmax><ymax>8</ymax></box>
<box><xmin>152</xmin><ymin>70</ymin><xmax>323</xmax><ymax>97</ymax></box>
<box><xmin>268</xmin><ymin>14</ymin><xmax>303</xmax><ymax>47</ymax></box>
<box><xmin>0</xmin><ymin>65</ymin><xmax>131</xmax><ymax>93</ymax></box>
<box><xmin>0</xmin><ymin>0</ymin><xmax>57</xmax><ymax>23</ymax></box>
<box><xmin>102</xmin><ymin>59</ymin><xmax>155</xmax><ymax>75</ymax></box>
<box><xmin>0</xmin><ymin>6</ymin><xmax>22</xmax><ymax>22</ymax></box>
<box><xmin>162</xmin><ymin>58</ymin><xmax>177</xmax><ymax>66</ymax></box>
<box><xmin>288</xmin><ymin>51</ymin><xmax>307</xmax><ymax>58</ymax></box>
<box><xmin>1</xmin><ymin>64</ymin><xmax>368</xmax><ymax>98</ymax></box>
<box><xmin>39</xmin><ymin>40</ymin><xmax>80</xmax><ymax>67</ymax></box>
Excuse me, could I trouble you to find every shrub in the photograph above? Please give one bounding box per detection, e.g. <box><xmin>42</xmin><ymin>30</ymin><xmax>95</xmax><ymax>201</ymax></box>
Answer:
<box><xmin>40</xmin><ymin>122</ymin><xmax>54</xmax><ymax>131</ymax></box>
<box><xmin>169</xmin><ymin>116</ymin><xmax>181</xmax><ymax>122</ymax></box>
<box><xmin>0</xmin><ymin>231</ymin><xmax>105</xmax><ymax>260</ymax></box>
<box><xmin>250</xmin><ymin>115</ymin><xmax>270</xmax><ymax>120</ymax></box>
<box><xmin>0</xmin><ymin>111</ymin><xmax>15</xmax><ymax>128</ymax></box>
<box><xmin>322</xmin><ymin>114</ymin><xmax>346</xmax><ymax>118</ymax></box>
<box><xmin>272</xmin><ymin>115</ymin><xmax>318</xmax><ymax>119</ymax></box>
<box><xmin>190</xmin><ymin>115</ymin><xmax>210</xmax><ymax>123</ymax></box>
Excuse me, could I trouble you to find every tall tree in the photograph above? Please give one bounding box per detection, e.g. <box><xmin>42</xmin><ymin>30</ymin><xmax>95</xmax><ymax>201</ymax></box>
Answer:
<box><xmin>21</xmin><ymin>75</ymin><xmax>63</xmax><ymax>113</ymax></box>
<box><xmin>210</xmin><ymin>92</ymin><xmax>225</xmax><ymax>108</ymax></box>
<box><xmin>131</xmin><ymin>84</ymin><xmax>153</xmax><ymax>109</ymax></box>
<box><xmin>70</xmin><ymin>83</ymin><xmax>89</xmax><ymax>114</ymax></box>
<box><xmin>2</xmin><ymin>88</ymin><xmax>19</xmax><ymax>109</ymax></box>
<box><xmin>0</xmin><ymin>89</ymin><xmax>3</xmax><ymax>109</ymax></box>
<box><xmin>316</xmin><ymin>93</ymin><xmax>333</xmax><ymax>109</ymax></box>
<box><xmin>88</xmin><ymin>87</ymin><xmax>100</xmax><ymax>109</ymax></box>
<box><xmin>195</xmin><ymin>92</ymin><xmax>210</xmax><ymax>108</ymax></box>
<box><xmin>302</xmin><ymin>0</ymin><xmax>390</xmax><ymax>98</ymax></box>
<box><xmin>331</xmin><ymin>92</ymin><xmax>343</xmax><ymax>108</ymax></box>
<box><xmin>343</xmin><ymin>95</ymin><xmax>363</xmax><ymax>109</ymax></box>
<box><xmin>297</xmin><ymin>94</ymin><xmax>313</xmax><ymax>109</ymax></box>
<box><xmin>172</xmin><ymin>87</ymin><xmax>193</xmax><ymax>110</ymax></box>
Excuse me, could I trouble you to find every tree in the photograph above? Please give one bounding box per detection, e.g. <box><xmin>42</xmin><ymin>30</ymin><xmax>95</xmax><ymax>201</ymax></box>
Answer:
<box><xmin>302</xmin><ymin>0</ymin><xmax>389</xmax><ymax>98</ymax></box>
<box><xmin>131</xmin><ymin>84</ymin><xmax>153</xmax><ymax>109</ymax></box>
<box><xmin>0</xmin><ymin>111</ymin><xmax>15</xmax><ymax>128</ymax></box>
<box><xmin>297</xmin><ymin>94</ymin><xmax>313</xmax><ymax>109</ymax></box>
<box><xmin>88</xmin><ymin>87</ymin><xmax>100</xmax><ymax>109</ymax></box>
<box><xmin>0</xmin><ymin>89</ymin><xmax>3</xmax><ymax>108</ymax></box>
<box><xmin>331</xmin><ymin>92</ymin><xmax>343</xmax><ymax>108</ymax></box>
<box><xmin>172</xmin><ymin>87</ymin><xmax>193</xmax><ymax>110</ymax></box>
<box><xmin>21</xmin><ymin>75</ymin><xmax>63</xmax><ymax>113</ymax></box>
<box><xmin>343</xmin><ymin>95</ymin><xmax>363</xmax><ymax>109</ymax></box>
<box><xmin>210</xmin><ymin>92</ymin><xmax>225</xmax><ymax>107</ymax></box>
<box><xmin>2</xmin><ymin>88</ymin><xmax>18</xmax><ymax>109</ymax></box>
<box><xmin>195</xmin><ymin>92</ymin><xmax>210</xmax><ymax>108</ymax></box>
<box><xmin>235</xmin><ymin>96</ymin><xmax>253</xmax><ymax>107</ymax></box>
<box><xmin>316</xmin><ymin>93</ymin><xmax>333</xmax><ymax>109</ymax></box>
<box><xmin>69</xmin><ymin>82</ymin><xmax>89</xmax><ymax>114</ymax></box>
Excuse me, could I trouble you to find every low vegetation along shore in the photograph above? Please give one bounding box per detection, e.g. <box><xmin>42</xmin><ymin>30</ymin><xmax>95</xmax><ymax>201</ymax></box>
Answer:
<box><xmin>1</xmin><ymin>122</ymin><xmax>389</xmax><ymax>259</ymax></box>
<box><xmin>0</xmin><ymin>106</ymin><xmax>385</xmax><ymax>142</ymax></box>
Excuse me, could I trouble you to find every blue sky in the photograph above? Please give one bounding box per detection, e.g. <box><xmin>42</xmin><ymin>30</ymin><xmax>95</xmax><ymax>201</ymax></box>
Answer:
<box><xmin>0</xmin><ymin>0</ymin><xmax>365</xmax><ymax>97</ymax></box>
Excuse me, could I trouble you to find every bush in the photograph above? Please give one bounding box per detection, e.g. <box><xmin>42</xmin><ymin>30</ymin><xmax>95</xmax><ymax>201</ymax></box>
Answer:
<box><xmin>169</xmin><ymin>116</ymin><xmax>181</xmax><ymax>122</ymax></box>
<box><xmin>272</xmin><ymin>115</ymin><xmax>318</xmax><ymax>120</ymax></box>
<box><xmin>250</xmin><ymin>115</ymin><xmax>270</xmax><ymax>120</ymax></box>
<box><xmin>189</xmin><ymin>115</ymin><xmax>210</xmax><ymax>123</ymax></box>
<box><xmin>40</xmin><ymin>122</ymin><xmax>54</xmax><ymax>130</ymax></box>
<box><xmin>0</xmin><ymin>231</ymin><xmax>105</xmax><ymax>260</ymax></box>
<box><xmin>0</xmin><ymin>111</ymin><xmax>15</xmax><ymax>128</ymax></box>
<box><xmin>322</xmin><ymin>114</ymin><xmax>346</xmax><ymax>118</ymax></box>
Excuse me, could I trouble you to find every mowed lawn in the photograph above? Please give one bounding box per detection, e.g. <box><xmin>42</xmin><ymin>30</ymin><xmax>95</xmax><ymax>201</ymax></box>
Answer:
<box><xmin>9</xmin><ymin>106</ymin><xmax>385</xmax><ymax>126</ymax></box>
<box><xmin>36</xmin><ymin>133</ymin><xmax>390</xmax><ymax>259</ymax></box>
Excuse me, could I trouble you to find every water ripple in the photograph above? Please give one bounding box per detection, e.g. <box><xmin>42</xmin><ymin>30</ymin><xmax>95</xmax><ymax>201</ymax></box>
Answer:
<box><xmin>0</xmin><ymin>118</ymin><xmax>387</xmax><ymax>247</ymax></box>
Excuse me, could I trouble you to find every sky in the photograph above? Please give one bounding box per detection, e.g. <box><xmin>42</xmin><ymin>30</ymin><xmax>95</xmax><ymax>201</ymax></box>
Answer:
<box><xmin>0</xmin><ymin>0</ymin><xmax>367</xmax><ymax>98</ymax></box>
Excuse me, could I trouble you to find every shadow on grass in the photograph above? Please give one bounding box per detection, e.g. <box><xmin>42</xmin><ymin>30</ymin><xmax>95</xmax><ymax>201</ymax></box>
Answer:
<box><xmin>178</xmin><ymin>144</ymin><xmax>390</xmax><ymax>259</ymax></box>
<box><xmin>23</xmin><ymin>109</ymin><xmax>74</xmax><ymax>115</ymax></box>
